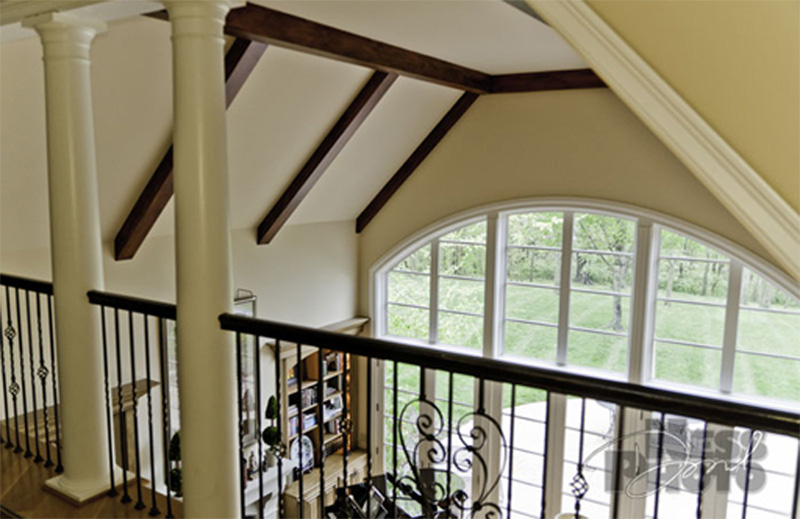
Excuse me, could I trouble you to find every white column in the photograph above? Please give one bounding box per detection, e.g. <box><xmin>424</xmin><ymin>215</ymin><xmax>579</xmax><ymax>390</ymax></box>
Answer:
<box><xmin>22</xmin><ymin>12</ymin><xmax>114</xmax><ymax>503</ymax></box>
<box><xmin>164</xmin><ymin>1</ymin><xmax>239</xmax><ymax>517</ymax></box>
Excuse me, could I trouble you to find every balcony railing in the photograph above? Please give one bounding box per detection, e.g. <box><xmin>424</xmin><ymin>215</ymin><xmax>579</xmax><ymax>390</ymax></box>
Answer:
<box><xmin>2</xmin><ymin>279</ymin><xmax>798</xmax><ymax>518</ymax></box>
<box><xmin>0</xmin><ymin>274</ymin><xmax>62</xmax><ymax>472</ymax></box>
<box><xmin>219</xmin><ymin>312</ymin><xmax>800</xmax><ymax>519</ymax></box>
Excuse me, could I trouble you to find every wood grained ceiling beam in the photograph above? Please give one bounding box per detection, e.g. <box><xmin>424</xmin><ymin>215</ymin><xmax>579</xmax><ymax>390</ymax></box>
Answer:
<box><xmin>356</xmin><ymin>92</ymin><xmax>479</xmax><ymax>234</ymax></box>
<box><xmin>148</xmin><ymin>3</ymin><xmax>493</xmax><ymax>94</ymax></box>
<box><xmin>257</xmin><ymin>71</ymin><xmax>398</xmax><ymax>244</ymax></box>
<box><xmin>491</xmin><ymin>68</ymin><xmax>606</xmax><ymax>93</ymax></box>
<box><xmin>114</xmin><ymin>38</ymin><xmax>267</xmax><ymax>261</ymax></box>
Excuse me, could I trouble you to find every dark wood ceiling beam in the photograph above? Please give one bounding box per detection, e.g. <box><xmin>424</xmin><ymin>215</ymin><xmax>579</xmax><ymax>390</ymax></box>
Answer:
<box><xmin>257</xmin><ymin>71</ymin><xmax>398</xmax><ymax>245</ymax></box>
<box><xmin>148</xmin><ymin>4</ymin><xmax>492</xmax><ymax>93</ymax></box>
<box><xmin>491</xmin><ymin>68</ymin><xmax>605</xmax><ymax>93</ymax></box>
<box><xmin>114</xmin><ymin>38</ymin><xmax>267</xmax><ymax>261</ymax></box>
<box><xmin>356</xmin><ymin>92</ymin><xmax>479</xmax><ymax>234</ymax></box>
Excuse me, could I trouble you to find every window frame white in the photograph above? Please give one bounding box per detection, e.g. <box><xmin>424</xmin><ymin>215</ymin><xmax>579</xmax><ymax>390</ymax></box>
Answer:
<box><xmin>369</xmin><ymin>197</ymin><xmax>800</xmax><ymax>518</ymax></box>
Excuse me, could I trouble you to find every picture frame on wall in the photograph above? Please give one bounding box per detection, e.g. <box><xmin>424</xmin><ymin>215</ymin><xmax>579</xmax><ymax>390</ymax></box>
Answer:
<box><xmin>234</xmin><ymin>289</ymin><xmax>258</xmax><ymax>447</ymax></box>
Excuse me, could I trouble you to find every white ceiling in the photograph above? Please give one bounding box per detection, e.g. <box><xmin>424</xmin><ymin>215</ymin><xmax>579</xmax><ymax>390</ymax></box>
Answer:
<box><xmin>0</xmin><ymin>0</ymin><xmax>586</xmax><ymax>254</ymax></box>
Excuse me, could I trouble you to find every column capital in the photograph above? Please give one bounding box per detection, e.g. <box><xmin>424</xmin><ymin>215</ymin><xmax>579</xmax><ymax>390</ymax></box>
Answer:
<box><xmin>163</xmin><ymin>0</ymin><xmax>243</xmax><ymax>26</ymax></box>
<box><xmin>22</xmin><ymin>12</ymin><xmax>106</xmax><ymax>59</ymax></box>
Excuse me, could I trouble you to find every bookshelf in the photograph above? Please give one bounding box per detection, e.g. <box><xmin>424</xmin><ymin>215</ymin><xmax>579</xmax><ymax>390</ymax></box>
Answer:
<box><xmin>274</xmin><ymin>319</ymin><xmax>367</xmax><ymax>476</ymax></box>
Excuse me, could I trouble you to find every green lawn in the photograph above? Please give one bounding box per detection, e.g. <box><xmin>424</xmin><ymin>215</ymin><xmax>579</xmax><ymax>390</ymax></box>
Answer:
<box><xmin>387</xmin><ymin>274</ymin><xmax>800</xmax><ymax>406</ymax></box>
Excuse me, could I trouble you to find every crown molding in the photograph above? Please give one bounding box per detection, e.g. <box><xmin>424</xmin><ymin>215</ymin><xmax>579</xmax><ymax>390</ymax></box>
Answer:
<box><xmin>526</xmin><ymin>0</ymin><xmax>800</xmax><ymax>281</ymax></box>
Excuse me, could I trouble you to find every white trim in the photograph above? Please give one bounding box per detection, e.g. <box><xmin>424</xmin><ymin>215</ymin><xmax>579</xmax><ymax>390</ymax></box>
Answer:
<box><xmin>369</xmin><ymin>198</ymin><xmax>798</xmax><ymax>303</ymax></box>
<box><xmin>525</xmin><ymin>0</ymin><xmax>800</xmax><ymax>281</ymax></box>
<box><xmin>429</xmin><ymin>239</ymin><xmax>440</xmax><ymax>345</ymax></box>
<box><xmin>628</xmin><ymin>220</ymin><xmax>656</xmax><ymax>384</ymax></box>
<box><xmin>556</xmin><ymin>212</ymin><xmax>574</xmax><ymax>366</ymax></box>
<box><xmin>720</xmin><ymin>260</ymin><xmax>743</xmax><ymax>393</ymax></box>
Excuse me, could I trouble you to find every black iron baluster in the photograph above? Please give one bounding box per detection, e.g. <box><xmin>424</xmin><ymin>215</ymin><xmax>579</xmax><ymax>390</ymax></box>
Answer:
<box><xmin>653</xmin><ymin>412</ymin><xmax>666</xmax><ymax>519</ymax></box>
<box><xmin>392</xmin><ymin>361</ymin><xmax>398</xmax><ymax>516</ymax></box>
<box><xmin>115</xmin><ymin>308</ymin><xmax>131</xmax><ymax>504</ymax></box>
<box><xmin>571</xmin><ymin>398</ymin><xmax>589</xmax><ymax>518</ymax></box>
<box><xmin>2</xmin><ymin>287</ymin><xmax>18</xmax><ymax>451</ymax></box>
<box><xmin>25</xmin><ymin>291</ymin><xmax>42</xmax><ymax>462</ymax></box>
<box><xmin>100</xmin><ymin>307</ymin><xmax>117</xmax><ymax>496</ymax></box>
<box><xmin>15</xmin><ymin>288</ymin><xmax>31</xmax><ymax>458</ymax></box>
<box><xmin>341</xmin><ymin>352</ymin><xmax>349</xmax><ymax>493</ymax></box>
<box><xmin>446</xmin><ymin>371</ymin><xmax>454</xmax><ymax>508</ymax></box>
<box><xmin>695</xmin><ymin>423</ymin><xmax>708</xmax><ymax>519</ymax></box>
<box><xmin>506</xmin><ymin>384</ymin><xmax>516</xmax><ymax>519</ymax></box>
<box><xmin>317</xmin><ymin>347</ymin><xmax>324</xmax><ymax>519</ymax></box>
<box><xmin>274</xmin><ymin>339</ymin><xmax>284</xmax><ymax>519</ymax></box>
<box><xmin>540</xmin><ymin>392</ymin><xmax>550</xmax><ymax>519</ymax></box>
<box><xmin>47</xmin><ymin>296</ymin><xmax>62</xmax><ymax>473</ymax></box>
<box><xmin>296</xmin><ymin>341</ymin><xmax>304</xmax><ymax>519</ymax></box>
<box><xmin>35</xmin><ymin>293</ymin><xmax>52</xmax><ymax>467</ymax></box>
<box><xmin>143</xmin><ymin>316</ymin><xmax>160</xmax><ymax>516</ymax></box>
<box><xmin>791</xmin><ymin>446</ymin><xmax>799</xmax><ymax>519</ymax></box>
<box><xmin>236</xmin><ymin>332</ymin><xmax>246</xmax><ymax>519</ymax></box>
<box><xmin>366</xmin><ymin>357</ymin><xmax>372</xmax><ymax>519</ymax></box>
<box><xmin>611</xmin><ymin>405</ymin><xmax>626</xmax><ymax>519</ymax></box>
<box><xmin>157</xmin><ymin>318</ymin><xmax>174</xmax><ymax>519</ymax></box>
<box><xmin>741</xmin><ymin>429</ymin><xmax>756</xmax><ymax>519</ymax></box>
<box><xmin>128</xmin><ymin>311</ymin><xmax>146</xmax><ymax>510</ymax></box>
<box><xmin>0</xmin><ymin>292</ymin><xmax>9</xmax><ymax>448</ymax></box>
<box><xmin>256</xmin><ymin>334</ymin><xmax>264</xmax><ymax>519</ymax></box>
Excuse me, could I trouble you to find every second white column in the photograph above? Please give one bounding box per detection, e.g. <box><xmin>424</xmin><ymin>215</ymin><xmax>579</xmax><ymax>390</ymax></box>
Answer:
<box><xmin>164</xmin><ymin>1</ymin><xmax>239</xmax><ymax>516</ymax></box>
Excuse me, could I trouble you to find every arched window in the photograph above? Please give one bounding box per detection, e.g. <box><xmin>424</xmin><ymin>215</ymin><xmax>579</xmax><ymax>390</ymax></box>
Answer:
<box><xmin>372</xmin><ymin>199</ymin><xmax>799</xmax><ymax>518</ymax></box>
<box><xmin>375</xmin><ymin>199</ymin><xmax>799</xmax><ymax>402</ymax></box>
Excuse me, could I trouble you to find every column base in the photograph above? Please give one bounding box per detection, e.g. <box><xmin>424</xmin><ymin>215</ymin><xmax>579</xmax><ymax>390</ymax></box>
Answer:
<box><xmin>44</xmin><ymin>466</ymin><xmax>134</xmax><ymax>505</ymax></box>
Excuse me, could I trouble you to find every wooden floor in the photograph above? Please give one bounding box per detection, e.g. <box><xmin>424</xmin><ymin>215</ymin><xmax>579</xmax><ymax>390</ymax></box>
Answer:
<box><xmin>0</xmin><ymin>440</ymin><xmax>183</xmax><ymax>519</ymax></box>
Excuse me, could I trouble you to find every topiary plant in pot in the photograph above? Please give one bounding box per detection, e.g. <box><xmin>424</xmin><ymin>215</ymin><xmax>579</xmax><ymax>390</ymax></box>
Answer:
<box><xmin>261</xmin><ymin>396</ymin><xmax>280</xmax><ymax>467</ymax></box>
<box><xmin>168</xmin><ymin>431</ymin><xmax>182</xmax><ymax>496</ymax></box>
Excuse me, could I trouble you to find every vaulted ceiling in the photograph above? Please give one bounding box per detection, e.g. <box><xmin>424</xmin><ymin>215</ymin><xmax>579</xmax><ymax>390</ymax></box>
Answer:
<box><xmin>0</xmin><ymin>0</ymin><xmax>589</xmax><ymax>257</ymax></box>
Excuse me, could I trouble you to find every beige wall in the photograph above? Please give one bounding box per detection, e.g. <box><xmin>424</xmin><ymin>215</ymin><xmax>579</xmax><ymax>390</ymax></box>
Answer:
<box><xmin>588</xmin><ymin>0</ymin><xmax>800</xmax><ymax>212</ymax></box>
<box><xmin>1</xmin><ymin>222</ymin><xmax>358</xmax><ymax>327</ymax></box>
<box><xmin>357</xmin><ymin>89</ymin><xmax>783</xmax><ymax>314</ymax></box>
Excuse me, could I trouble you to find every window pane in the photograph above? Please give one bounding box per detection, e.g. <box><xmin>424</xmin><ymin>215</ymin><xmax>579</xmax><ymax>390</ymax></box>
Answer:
<box><xmin>439</xmin><ymin>243</ymin><xmax>485</xmax><ymax>277</ymax></box>
<box><xmin>505</xmin><ymin>285</ymin><xmax>559</xmax><ymax>324</ymax></box>
<box><xmin>660</xmin><ymin>229</ymin><xmax>728</xmax><ymax>260</ymax></box>
<box><xmin>572</xmin><ymin>251</ymin><xmax>634</xmax><ymax>293</ymax></box>
<box><xmin>657</xmin><ymin>258</ymin><xmax>729</xmax><ymax>301</ymax></box>
<box><xmin>734</xmin><ymin>354</ymin><xmax>800</xmax><ymax>401</ymax></box>
<box><xmin>387</xmin><ymin>271</ymin><xmax>429</xmax><ymax>306</ymax></box>
<box><xmin>441</xmin><ymin>220</ymin><xmax>486</xmax><ymax>243</ymax></box>
<box><xmin>507</xmin><ymin>212</ymin><xmax>563</xmax><ymax>247</ymax></box>
<box><xmin>438</xmin><ymin>311</ymin><xmax>482</xmax><ymax>349</ymax></box>
<box><xmin>507</xmin><ymin>248</ymin><xmax>561</xmax><ymax>285</ymax></box>
<box><xmin>384</xmin><ymin>362</ymin><xmax>421</xmax><ymax>479</ymax></box>
<box><xmin>570</xmin><ymin>291</ymin><xmax>631</xmax><ymax>333</ymax></box>
<box><xmin>572</xmin><ymin>213</ymin><xmax>636</xmax><ymax>254</ymax></box>
<box><xmin>394</xmin><ymin>244</ymin><xmax>431</xmax><ymax>273</ymax></box>
<box><xmin>387</xmin><ymin>304</ymin><xmax>428</xmax><ymax>341</ymax></box>
<box><xmin>654</xmin><ymin>341</ymin><xmax>721</xmax><ymax>388</ymax></box>
<box><xmin>737</xmin><ymin>307</ymin><xmax>800</xmax><ymax>357</ymax></box>
<box><xmin>654</xmin><ymin>301</ymin><xmax>726</xmax><ymax>347</ymax></box>
<box><xmin>503</xmin><ymin>321</ymin><xmax>557</xmax><ymax>362</ymax></box>
<box><xmin>439</xmin><ymin>277</ymin><xmax>484</xmax><ymax>314</ymax></box>
<box><xmin>567</xmin><ymin>330</ymin><xmax>628</xmax><ymax>373</ymax></box>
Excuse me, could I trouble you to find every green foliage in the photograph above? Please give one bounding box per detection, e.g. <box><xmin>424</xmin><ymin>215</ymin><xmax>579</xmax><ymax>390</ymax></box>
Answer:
<box><xmin>168</xmin><ymin>431</ymin><xmax>181</xmax><ymax>462</ymax></box>
<box><xmin>169</xmin><ymin>467</ymin><xmax>182</xmax><ymax>496</ymax></box>
<box><xmin>262</xmin><ymin>425</ymin><xmax>280</xmax><ymax>448</ymax></box>
<box><xmin>385</xmin><ymin>213</ymin><xmax>800</xmax><ymax>406</ymax></box>
<box><xmin>265</xmin><ymin>395</ymin><xmax>278</xmax><ymax>421</ymax></box>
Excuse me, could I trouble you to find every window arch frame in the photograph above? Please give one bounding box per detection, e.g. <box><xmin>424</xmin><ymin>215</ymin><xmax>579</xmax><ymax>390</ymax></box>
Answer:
<box><xmin>369</xmin><ymin>197</ymin><xmax>799</xmax><ymax>517</ymax></box>
<box><xmin>370</xmin><ymin>196</ymin><xmax>799</xmax><ymax>404</ymax></box>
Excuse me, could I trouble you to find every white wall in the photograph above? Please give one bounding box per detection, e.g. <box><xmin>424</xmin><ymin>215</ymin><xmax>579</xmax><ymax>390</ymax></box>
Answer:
<box><xmin>1</xmin><ymin>222</ymin><xmax>358</xmax><ymax>325</ymax></box>
<box><xmin>357</xmin><ymin>88</ymin><xmax>787</xmax><ymax>314</ymax></box>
